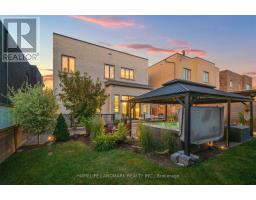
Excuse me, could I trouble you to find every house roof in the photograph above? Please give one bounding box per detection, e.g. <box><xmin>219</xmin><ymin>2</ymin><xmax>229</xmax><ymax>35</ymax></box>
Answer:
<box><xmin>53</xmin><ymin>33</ymin><xmax>148</xmax><ymax>61</ymax></box>
<box><xmin>149</xmin><ymin>53</ymin><xmax>216</xmax><ymax>69</ymax></box>
<box><xmin>105</xmin><ymin>80</ymin><xmax>152</xmax><ymax>90</ymax></box>
<box><xmin>130</xmin><ymin>79</ymin><xmax>252</xmax><ymax>104</ymax></box>
<box><xmin>233</xmin><ymin>89</ymin><xmax>256</xmax><ymax>97</ymax></box>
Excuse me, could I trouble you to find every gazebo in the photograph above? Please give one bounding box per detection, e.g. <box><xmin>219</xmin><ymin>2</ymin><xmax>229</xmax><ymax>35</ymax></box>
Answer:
<box><xmin>129</xmin><ymin>79</ymin><xmax>254</xmax><ymax>156</ymax></box>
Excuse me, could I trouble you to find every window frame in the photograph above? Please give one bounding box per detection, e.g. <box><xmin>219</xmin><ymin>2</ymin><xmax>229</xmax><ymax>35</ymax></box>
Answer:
<box><xmin>183</xmin><ymin>68</ymin><xmax>191</xmax><ymax>81</ymax></box>
<box><xmin>61</xmin><ymin>55</ymin><xmax>76</xmax><ymax>73</ymax></box>
<box><xmin>229</xmin><ymin>80</ymin><xmax>233</xmax><ymax>88</ymax></box>
<box><xmin>203</xmin><ymin>71</ymin><xmax>209</xmax><ymax>83</ymax></box>
<box><xmin>114</xmin><ymin>95</ymin><xmax>120</xmax><ymax>113</ymax></box>
<box><xmin>104</xmin><ymin>64</ymin><xmax>115</xmax><ymax>79</ymax></box>
<box><xmin>121</xmin><ymin>67</ymin><xmax>134</xmax><ymax>80</ymax></box>
<box><xmin>246</xmin><ymin>84</ymin><xmax>251</xmax><ymax>90</ymax></box>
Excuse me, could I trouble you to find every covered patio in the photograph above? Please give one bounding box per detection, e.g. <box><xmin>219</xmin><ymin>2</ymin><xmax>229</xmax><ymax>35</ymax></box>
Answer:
<box><xmin>128</xmin><ymin>79</ymin><xmax>254</xmax><ymax>157</ymax></box>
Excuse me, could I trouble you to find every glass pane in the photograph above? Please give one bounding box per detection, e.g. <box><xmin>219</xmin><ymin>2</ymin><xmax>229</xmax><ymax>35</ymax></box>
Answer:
<box><xmin>121</xmin><ymin>68</ymin><xmax>125</xmax><ymax>78</ymax></box>
<box><xmin>143</xmin><ymin>104</ymin><xmax>147</xmax><ymax>113</ymax></box>
<box><xmin>121</xmin><ymin>95</ymin><xmax>129</xmax><ymax>101</ymax></box>
<box><xmin>188</xmin><ymin>69</ymin><xmax>191</xmax><ymax>80</ymax></box>
<box><xmin>110</xmin><ymin>66</ymin><xmax>114</xmax><ymax>79</ymax></box>
<box><xmin>61</xmin><ymin>56</ymin><xmax>68</xmax><ymax>72</ymax></box>
<box><xmin>105</xmin><ymin>65</ymin><xmax>109</xmax><ymax>78</ymax></box>
<box><xmin>114</xmin><ymin>95</ymin><xmax>119</xmax><ymax>113</ymax></box>
<box><xmin>130</xmin><ymin>69</ymin><xmax>134</xmax><ymax>80</ymax></box>
<box><xmin>69</xmin><ymin>57</ymin><xmax>75</xmax><ymax>73</ymax></box>
<box><xmin>122</xmin><ymin>102</ymin><xmax>127</xmax><ymax>115</ymax></box>
<box><xmin>125</xmin><ymin>69</ymin><xmax>129</xmax><ymax>79</ymax></box>
<box><xmin>135</xmin><ymin>103</ymin><xmax>140</xmax><ymax>119</ymax></box>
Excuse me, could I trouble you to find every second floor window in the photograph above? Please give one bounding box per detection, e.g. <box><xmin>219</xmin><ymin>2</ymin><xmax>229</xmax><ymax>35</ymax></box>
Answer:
<box><xmin>61</xmin><ymin>55</ymin><xmax>75</xmax><ymax>73</ymax></box>
<box><xmin>229</xmin><ymin>80</ymin><xmax>233</xmax><ymax>88</ymax></box>
<box><xmin>121</xmin><ymin>67</ymin><xmax>134</xmax><ymax>80</ymax></box>
<box><xmin>183</xmin><ymin>68</ymin><xmax>191</xmax><ymax>80</ymax></box>
<box><xmin>246</xmin><ymin>84</ymin><xmax>251</xmax><ymax>90</ymax></box>
<box><xmin>203</xmin><ymin>71</ymin><xmax>209</xmax><ymax>83</ymax></box>
<box><xmin>105</xmin><ymin>64</ymin><xmax>115</xmax><ymax>79</ymax></box>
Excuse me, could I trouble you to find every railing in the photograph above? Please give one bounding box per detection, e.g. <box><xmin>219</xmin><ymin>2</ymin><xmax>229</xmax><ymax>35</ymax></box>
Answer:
<box><xmin>96</xmin><ymin>114</ymin><xmax>115</xmax><ymax>124</ymax></box>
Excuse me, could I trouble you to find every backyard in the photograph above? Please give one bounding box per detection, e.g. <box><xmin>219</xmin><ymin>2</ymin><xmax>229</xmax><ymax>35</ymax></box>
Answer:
<box><xmin>1</xmin><ymin>138</ymin><xmax>256</xmax><ymax>185</ymax></box>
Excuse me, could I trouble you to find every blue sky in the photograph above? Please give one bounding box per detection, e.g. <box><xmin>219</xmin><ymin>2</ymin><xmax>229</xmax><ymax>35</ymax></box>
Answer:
<box><xmin>2</xmin><ymin>16</ymin><xmax>256</xmax><ymax>76</ymax></box>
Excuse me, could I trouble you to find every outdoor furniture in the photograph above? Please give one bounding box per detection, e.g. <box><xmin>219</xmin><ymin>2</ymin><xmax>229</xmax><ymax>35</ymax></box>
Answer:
<box><xmin>226</xmin><ymin>125</ymin><xmax>251</xmax><ymax>142</ymax></box>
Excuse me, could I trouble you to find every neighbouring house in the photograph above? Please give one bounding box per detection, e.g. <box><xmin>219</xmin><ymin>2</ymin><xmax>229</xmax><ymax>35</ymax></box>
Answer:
<box><xmin>219</xmin><ymin>70</ymin><xmax>255</xmax><ymax>128</ymax></box>
<box><xmin>219</xmin><ymin>70</ymin><xmax>252</xmax><ymax>92</ymax></box>
<box><xmin>0</xmin><ymin>21</ymin><xmax>42</xmax><ymax>105</ymax></box>
<box><xmin>42</xmin><ymin>74</ymin><xmax>53</xmax><ymax>90</ymax></box>
<box><xmin>148</xmin><ymin>52</ymin><xmax>219</xmax><ymax>117</ymax></box>
<box><xmin>253</xmin><ymin>77</ymin><xmax>256</xmax><ymax>89</ymax></box>
<box><xmin>53</xmin><ymin>33</ymin><xmax>151</xmax><ymax>122</ymax></box>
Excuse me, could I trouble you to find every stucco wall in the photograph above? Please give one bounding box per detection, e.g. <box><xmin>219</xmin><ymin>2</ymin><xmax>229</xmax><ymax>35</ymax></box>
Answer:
<box><xmin>148</xmin><ymin>53</ymin><xmax>219</xmax><ymax>89</ymax></box>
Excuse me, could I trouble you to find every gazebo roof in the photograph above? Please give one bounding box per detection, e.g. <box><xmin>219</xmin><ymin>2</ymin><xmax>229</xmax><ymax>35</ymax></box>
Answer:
<box><xmin>130</xmin><ymin>79</ymin><xmax>252</xmax><ymax>104</ymax></box>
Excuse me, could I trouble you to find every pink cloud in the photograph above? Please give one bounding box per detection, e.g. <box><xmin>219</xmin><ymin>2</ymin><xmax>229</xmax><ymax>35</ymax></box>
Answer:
<box><xmin>169</xmin><ymin>39</ymin><xmax>189</xmax><ymax>47</ymax></box>
<box><xmin>115</xmin><ymin>44</ymin><xmax>176</xmax><ymax>54</ymax></box>
<box><xmin>185</xmin><ymin>49</ymin><xmax>207</xmax><ymax>56</ymax></box>
<box><xmin>70</xmin><ymin>16</ymin><xmax>140</xmax><ymax>28</ymax></box>
<box><xmin>115</xmin><ymin>43</ymin><xmax>206</xmax><ymax>56</ymax></box>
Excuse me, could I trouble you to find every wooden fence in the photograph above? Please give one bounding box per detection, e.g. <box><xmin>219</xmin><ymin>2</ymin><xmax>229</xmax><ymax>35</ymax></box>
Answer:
<box><xmin>0</xmin><ymin>125</ymin><xmax>27</xmax><ymax>163</ymax></box>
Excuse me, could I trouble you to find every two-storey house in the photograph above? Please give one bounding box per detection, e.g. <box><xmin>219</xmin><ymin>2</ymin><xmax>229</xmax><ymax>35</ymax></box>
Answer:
<box><xmin>219</xmin><ymin>70</ymin><xmax>252</xmax><ymax>92</ymax></box>
<box><xmin>53</xmin><ymin>33</ymin><xmax>151</xmax><ymax>120</ymax></box>
<box><xmin>148</xmin><ymin>52</ymin><xmax>219</xmax><ymax>116</ymax></box>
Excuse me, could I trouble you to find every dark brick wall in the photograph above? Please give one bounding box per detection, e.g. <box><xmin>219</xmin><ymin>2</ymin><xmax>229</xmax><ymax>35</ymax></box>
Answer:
<box><xmin>220</xmin><ymin>70</ymin><xmax>252</xmax><ymax>92</ymax></box>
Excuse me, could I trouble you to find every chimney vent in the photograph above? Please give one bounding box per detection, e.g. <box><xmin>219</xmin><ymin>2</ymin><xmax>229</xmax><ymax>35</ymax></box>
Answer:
<box><xmin>182</xmin><ymin>50</ymin><xmax>186</xmax><ymax>56</ymax></box>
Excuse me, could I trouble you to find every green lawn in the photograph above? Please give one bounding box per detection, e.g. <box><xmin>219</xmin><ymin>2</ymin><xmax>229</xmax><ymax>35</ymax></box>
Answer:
<box><xmin>1</xmin><ymin>139</ymin><xmax>256</xmax><ymax>184</ymax></box>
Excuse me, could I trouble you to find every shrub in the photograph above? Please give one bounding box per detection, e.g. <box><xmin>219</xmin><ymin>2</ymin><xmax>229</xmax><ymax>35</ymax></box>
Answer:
<box><xmin>161</xmin><ymin>131</ymin><xmax>177</xmax><ymax>154</ymax></box>
<box><xmin>53</xmin><ymin>114</ymin><xmax>70</xmax><ymax>141</ymax></box>
<box><xmin>93</xmin><ymin>134</ymin><xmax>117</xmax><ymax>151</ymax></box>
<box><xmin>8</xmin><ymin>84</ymin><xmax>58</xmax><ymax>144</ymax></box>
<box><xmin>81</xmin><ymin>116</ymin><xmax>104</xmax><ymax>138</ymax></box>
<box><xmin>114</xmin><ymin>122</ymin><xmax>129</xmax><ymax>143</ymax></box>
<box><xmin>93</xmin><ymin>122</ymin><xmax>128</xmax><ymax>151</ymax></box>
<box><xmin>137</xmin><ymin>122</ymin><xmax>155</xmax><ymax>153</ymax></box>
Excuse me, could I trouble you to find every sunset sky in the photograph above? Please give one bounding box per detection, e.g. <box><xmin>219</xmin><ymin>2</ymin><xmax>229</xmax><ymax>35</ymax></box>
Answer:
<box><xmin>2</xmin><ymin>15</ymin><xmax>256</xmax><ymax>77</ymax></box>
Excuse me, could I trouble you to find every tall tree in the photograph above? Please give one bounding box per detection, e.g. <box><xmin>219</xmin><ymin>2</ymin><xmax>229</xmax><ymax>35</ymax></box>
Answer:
<box><xmin>8</xmin><ymin>84</ymin><xmax>59</xmax><ymax>144</ymax></box>
<box><xmin>58</xmin><ymin>71</ymin><xmax>107</xmax><ymax>122</ymax></box>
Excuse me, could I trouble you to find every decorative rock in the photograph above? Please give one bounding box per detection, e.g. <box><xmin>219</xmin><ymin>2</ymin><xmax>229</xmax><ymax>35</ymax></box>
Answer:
<box><xmin>170</xmin><ymin>150</ymin><xmax>199</xmax><ymax>167</ymax></box>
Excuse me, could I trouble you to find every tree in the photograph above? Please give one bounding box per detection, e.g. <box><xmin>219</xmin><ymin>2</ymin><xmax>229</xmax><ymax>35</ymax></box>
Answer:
<box><xmin>58</xmin><ymin>71</ymin><xmax>107</xmax><ymax>122</ymax></box>
<box><xmin>53</xmin><ymin>114</ymin><xmax>70</xmax><ymax>141</ymax></box>
<box><xmin>8</xmin><ymin>84</ymin><xmax>58</xmax><ymax>144</ymax></box>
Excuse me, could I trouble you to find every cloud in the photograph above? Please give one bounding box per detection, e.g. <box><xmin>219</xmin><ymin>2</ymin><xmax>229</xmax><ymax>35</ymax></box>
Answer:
<box><xmin>70</xmin><ymin>16</ymin><xmax>142</xmax><ymax>28</ymax></box>
<box><xmin>169</xmin><ymin>39</ymin><xmax>189</xmax><ymax>47</ymax></box>
<box><xmin>115</xmin><ymin>44</ymin><xmax>176</xmax><ymax>54</ymax></box>
<box><xmin>115</xmin><ymin>43</ymin><xmax>206</xmax><ymax>56</ymax></box>
<box><xmin>185</xmin><ymin>49</ymin><xmax>207</xmax><ymax>56</ymax></box>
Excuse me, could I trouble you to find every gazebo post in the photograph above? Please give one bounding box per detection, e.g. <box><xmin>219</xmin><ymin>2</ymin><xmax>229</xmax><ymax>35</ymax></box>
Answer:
<box><xmin>226</xmin><ymin>100</ymin><xmax>231</xmax><ymax>147</ymax></box>
<box><xmin>184</xmin><ymin>94</ymin><xmax>191</xmax><ymax>156</ymax></box>
<box><xmin>250</xmin><ymin>101</ymin><xmax>254</xmax><ymax>137</ymax></box>
<box><xmin>128</xmin><ymin>102</ymin><xmax>132</xmax><ymax>136</ymax></box>
<box><xmin>165</xmin><ymin>104</ymin><xmax>168</xmax><ymax>121</ymax></box>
